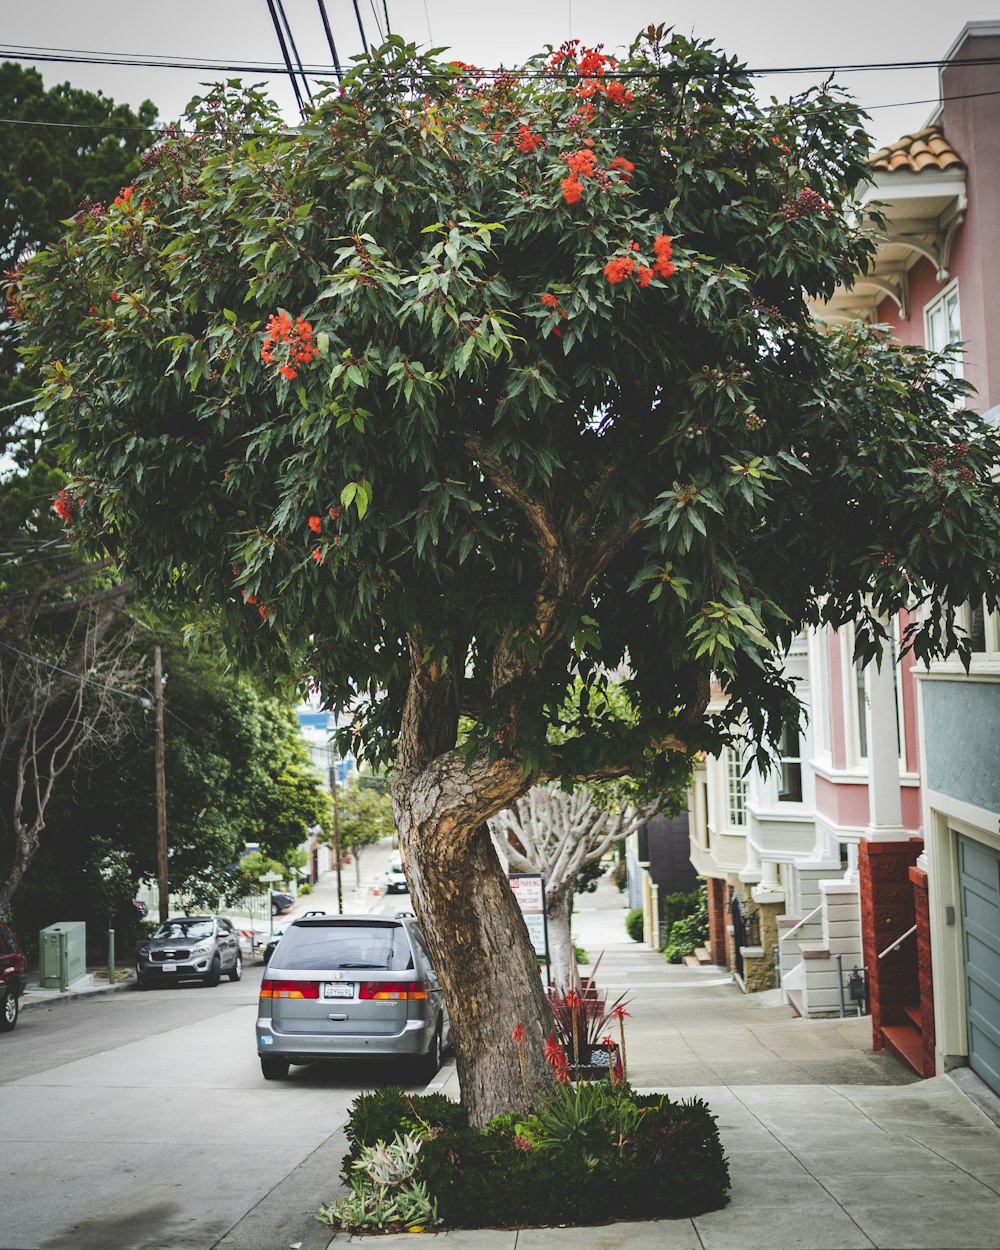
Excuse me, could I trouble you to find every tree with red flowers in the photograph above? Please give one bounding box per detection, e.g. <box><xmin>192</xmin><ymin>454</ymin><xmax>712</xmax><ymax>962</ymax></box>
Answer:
<box><xmin>12</xmin><ymin>28</ymin><xmax>1000</xmax><ymax>1124</ymax></box>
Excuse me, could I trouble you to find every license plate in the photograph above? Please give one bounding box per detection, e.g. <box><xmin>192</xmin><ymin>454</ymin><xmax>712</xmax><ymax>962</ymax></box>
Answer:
<box><xmin>161</xmin><ymin>962</ymin><xmax>176</xmax><ymax>972</ymax></box>
<box><xmin>323</xmin><ymin>982</ymin><xmax>353</xmax><ymax>999</ymax></box>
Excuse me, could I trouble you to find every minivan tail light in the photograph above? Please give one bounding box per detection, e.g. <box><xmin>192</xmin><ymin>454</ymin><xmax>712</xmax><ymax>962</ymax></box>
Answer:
<box><xmin>359</xmin><ymin>980</ymin><xmax>428</xmax><ymax>1000</ymax></box>
<box><xmin>260</xmin><ymin>979</ymin><xmax>319</xmax><ymax>999</ymax></box>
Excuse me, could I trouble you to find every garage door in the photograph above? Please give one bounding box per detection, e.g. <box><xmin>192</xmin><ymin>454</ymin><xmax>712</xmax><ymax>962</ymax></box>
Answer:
<box><xmin>959</xmin><ymin>834</ymin><xmax>1000</xmax><ymax>1096</ymax></box>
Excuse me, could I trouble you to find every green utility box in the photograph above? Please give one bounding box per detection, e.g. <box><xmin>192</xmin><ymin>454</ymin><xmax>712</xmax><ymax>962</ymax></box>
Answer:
<box><xmin>39</xmin><ymin>921</ymin><xmax>86</xmax><ymax>990</ymax></box>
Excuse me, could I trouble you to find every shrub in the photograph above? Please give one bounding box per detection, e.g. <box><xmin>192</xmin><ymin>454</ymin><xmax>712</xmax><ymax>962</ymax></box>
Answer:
<box><xmin>610</xmin><ymin>860</ymin><xmax>628</xmax><ymax>892</ymax></box>
<box><xmin>663</xmin><ymin>885</ymin><xmax>709</xmax><ymax>963</ymax></box>
<box><xmin>331</xmin><ymin>1082</ymin><xmax>730</xmax><ymax>1230</ymax></box>
<box><xmin>298</xmin><ymin>882</ymin><xmax>312</xmax><ymax>895</ymax></box>
<box><xmin>625</xmin><ymin>907</ymin><xmax>644</xmax><ymax>942</ymax></box>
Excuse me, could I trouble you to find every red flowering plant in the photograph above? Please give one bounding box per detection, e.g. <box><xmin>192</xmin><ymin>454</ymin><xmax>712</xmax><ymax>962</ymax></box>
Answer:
<box><xmin>545</xmin><ymin>980</ymin><xmax>630</xmax><ymax>1077</ymax></box>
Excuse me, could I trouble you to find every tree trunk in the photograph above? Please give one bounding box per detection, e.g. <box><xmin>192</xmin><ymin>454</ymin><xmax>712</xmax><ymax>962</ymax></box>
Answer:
<box><xmin>545</xmin><ymin>888</ymin><xmax>577</xmax><ymax>989</ymax></box>
<box><xmin>394</xmin><ymin>791</ymin><xmax>556</xmax><ymax>1126</ymax></box>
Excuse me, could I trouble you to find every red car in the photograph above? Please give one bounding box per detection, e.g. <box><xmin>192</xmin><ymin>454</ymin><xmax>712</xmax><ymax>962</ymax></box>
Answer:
<box><xmin>0</xmin><ymin>921</ymin><xmax>27</xmax><ymax>1032</ymax></box>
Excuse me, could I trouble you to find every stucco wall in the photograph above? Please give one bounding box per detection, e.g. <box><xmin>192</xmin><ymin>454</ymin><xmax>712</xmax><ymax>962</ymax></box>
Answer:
<box><xmin>922</xmin><ymin>679</ymin><xmax>1000</xmax><ymax>812</ymax></box>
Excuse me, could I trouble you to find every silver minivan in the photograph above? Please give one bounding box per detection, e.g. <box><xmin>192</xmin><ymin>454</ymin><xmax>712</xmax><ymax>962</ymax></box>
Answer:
<box><xmin>255</xmin><ymin>913</ymin><xmax>448</xmax><ymax>1080</ymax></box>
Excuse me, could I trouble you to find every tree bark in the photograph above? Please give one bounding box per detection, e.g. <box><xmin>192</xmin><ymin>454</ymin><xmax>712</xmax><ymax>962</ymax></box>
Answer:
<box><xmin>545</xmin><ymin>888</ymin><xmax>576</xmax><ymax>989</ymax></box>
<box><xmin>391</xmin><ymin>639</ymin><xmax>555</xmax><ymax>1128</ymax></box>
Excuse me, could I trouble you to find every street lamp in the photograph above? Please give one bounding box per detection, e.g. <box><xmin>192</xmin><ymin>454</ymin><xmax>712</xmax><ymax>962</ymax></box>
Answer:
<box><xmin>259</xmin><ymin>870</ymin><xmax>283</xmax><ymax>936</ymax></box>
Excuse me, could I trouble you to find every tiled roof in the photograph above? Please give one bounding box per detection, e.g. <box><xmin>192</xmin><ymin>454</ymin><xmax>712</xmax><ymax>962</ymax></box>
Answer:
<box><xmin>869</xmin><ymin>126</ymin><xmax>964</xmax><ymax>173</ymax></box>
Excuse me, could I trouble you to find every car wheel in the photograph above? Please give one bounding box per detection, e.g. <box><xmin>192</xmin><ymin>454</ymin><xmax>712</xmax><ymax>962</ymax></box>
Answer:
<box><xmin>203</xmin><ymin>955</ymin><xmax>222</xmax><ymax>987</ymax></box>
<box><xmin>260</xmin><ymin>1055</ymin><xmax>289</xmax><ymax>1080</ymax></box>
<box><xmin>228</xmin><ymin>952</ymin><xmax>242</xmax><ymax>983</ymax></box>
<box><xmin>417</xmin><ymin>1020</ymin><xmax>443</xmax><ymax>1081</ymax></box>
<box><xmin>271</xmin><ymin>902</ymin><xmax>278</xmax><ymax>916</ymax></box>
<box><xmin>0</xmin><ymin>988</ymin><xmax>18</xmax><ymax>1032</ymax></box>
<box><xmin>135</xmin><ymin>972</ymin><xmax>150</xmax><ymax>991</ymax></box>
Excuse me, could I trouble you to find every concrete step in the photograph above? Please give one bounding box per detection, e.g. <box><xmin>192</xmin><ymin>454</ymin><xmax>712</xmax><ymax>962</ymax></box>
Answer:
<box><xmin>683</xmin><ymin>955</ymin><xmax>702</xmax><ymax>968</ymax></box>
<box><xmin>693</xmin><ymin>946</ymin><xmax>713</xmax><ymax>965</ymax></box>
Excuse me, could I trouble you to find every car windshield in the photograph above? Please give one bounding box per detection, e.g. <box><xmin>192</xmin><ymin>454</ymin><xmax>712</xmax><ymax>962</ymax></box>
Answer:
<box><xmin>152</xmin><ymin>920</ymin><xmax>214</xmax><ymax>941</ymax></box>
<box><xmin>269</xmin><ymin>921</ymin><xmax>412</xmax><ymax>971</ymax></box>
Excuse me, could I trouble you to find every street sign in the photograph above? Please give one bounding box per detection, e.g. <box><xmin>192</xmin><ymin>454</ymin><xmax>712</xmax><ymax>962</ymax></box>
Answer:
<box><xmin>509</xmin><ymin>872</ymin><xmax>548</xmax><ymax>959</ymax></box>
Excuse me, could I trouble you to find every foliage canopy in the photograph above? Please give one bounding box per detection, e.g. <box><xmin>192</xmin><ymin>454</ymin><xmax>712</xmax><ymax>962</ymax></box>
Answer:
<box><xmin>12</xmin><ymin>31</ymin><xmax>998</xmax><ymax>788</ymax></box>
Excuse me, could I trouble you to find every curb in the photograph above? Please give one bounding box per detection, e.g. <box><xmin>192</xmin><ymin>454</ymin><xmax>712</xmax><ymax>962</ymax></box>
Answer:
<box><xmin>19</xmin><ymin>978</ymin><xmax>136</xmax><ymax>1012</ymax></box>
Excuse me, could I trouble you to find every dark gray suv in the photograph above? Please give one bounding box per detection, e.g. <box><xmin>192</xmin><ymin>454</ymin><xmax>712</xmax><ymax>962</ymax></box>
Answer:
<box><xmin>256</xmin><ymin>913</ymin><xmax>448</xmax><ymax>1080</ymax></box>
<box><xmin>136</xmin><ymin>916</ymin><xmax>242</xmax><ymax>988</ymax></box>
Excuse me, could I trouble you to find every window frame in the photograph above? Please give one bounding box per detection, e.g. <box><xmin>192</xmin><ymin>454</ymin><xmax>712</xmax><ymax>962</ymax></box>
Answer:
<box><xmin>923</xmin><ymin>279</ymin><xmax>963</xmax><ymax>380</ymax></box>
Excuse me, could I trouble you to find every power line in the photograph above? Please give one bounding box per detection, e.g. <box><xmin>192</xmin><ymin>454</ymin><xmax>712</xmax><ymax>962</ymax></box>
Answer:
<box><xmin>4</xmin><ymin>41</ymin><xmax>1000</xmax><ymax>79</ymax></box>
<box><xmin>1</xmin><ymin>83</ymin><xmax>999</xmax><ymax>140</ymax></box>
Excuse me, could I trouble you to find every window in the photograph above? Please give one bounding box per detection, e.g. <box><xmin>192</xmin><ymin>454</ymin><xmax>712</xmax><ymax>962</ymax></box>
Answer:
<box><xmin>854</xmin><ymin>656</ymin><xmax>868</xmax><ymax>761</ymax></box>
<box><xmin>725</xmin><ymin>749</ymin><xmax>747</xmax><ymax>828</ymax></box>
<box><xmin>777</xmin><ymin>722</ymin><xmax>803</xmax><ymax>803</ymax></box>
<box><xmin>924</xmin><ymin>282</ymin><xmax>962</xmax><ymax>379</ymax></box>
<box><xmin>814</xmin><ymin>628</ymin><xmax>833</xmax><ymax>756</ymax></box>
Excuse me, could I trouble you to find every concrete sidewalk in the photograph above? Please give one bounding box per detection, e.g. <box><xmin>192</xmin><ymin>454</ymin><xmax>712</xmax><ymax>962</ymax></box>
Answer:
<box><xmin>323</xmin><ymin>873</ymin><xmax>1000</xmax><ymax>1250</ymax></box>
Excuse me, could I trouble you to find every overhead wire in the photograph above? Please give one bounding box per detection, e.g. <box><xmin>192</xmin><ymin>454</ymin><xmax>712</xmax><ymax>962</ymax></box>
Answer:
<box><xmin>2</xmin><ymin>41</ymin><xmax>1000</xmax><ymax>77</ymax></box>
<box><xmin>264</xmin><ymin>0</ymin><xmax>306</xmax><ymax>116</ymax></box>
<box><xmin>315</xmin><ymin>0</ymin><xmax>343</xmax><ymax>83</ymax></box>
<box><xmin>274</xmin><ymin>0</ymin><xmax>314</xmax><ymax>104</ymax></box>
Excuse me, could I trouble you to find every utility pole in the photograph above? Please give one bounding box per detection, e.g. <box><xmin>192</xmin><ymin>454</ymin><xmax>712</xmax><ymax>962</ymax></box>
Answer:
<box><xmin>330</xmin><ymin>743</ymin><xmax>343</xmax><ymax>914</ymax></box>
<box><xmin>153</xmin><ymin>645</ymin><xmax>168</xmax><ymax>922</ymax></box>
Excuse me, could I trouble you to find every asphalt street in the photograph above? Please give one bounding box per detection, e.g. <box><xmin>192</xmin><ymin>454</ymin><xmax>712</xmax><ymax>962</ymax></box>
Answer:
<box><xmin>1</xmin><ymin>959</ymin><xmax>422</xmax><ymax>1250</ymax></box>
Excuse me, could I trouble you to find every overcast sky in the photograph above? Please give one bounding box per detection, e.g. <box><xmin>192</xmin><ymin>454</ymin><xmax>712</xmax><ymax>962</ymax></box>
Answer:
<box><xmin>2</xmin><ymin>2</ymin><xmax>997</xmax><ymax>146</ymax></box>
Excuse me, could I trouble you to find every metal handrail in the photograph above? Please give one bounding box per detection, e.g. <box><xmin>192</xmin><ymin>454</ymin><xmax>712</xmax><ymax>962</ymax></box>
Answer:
<box><xmin>780</xmin><ymin>903</ymin><xmax>822</xmax><ymax>943</ymax></box>
<box><xmin>877</xmin><ymin>924</ymin><xmax>917</xmax><ymax>960</ymax></box>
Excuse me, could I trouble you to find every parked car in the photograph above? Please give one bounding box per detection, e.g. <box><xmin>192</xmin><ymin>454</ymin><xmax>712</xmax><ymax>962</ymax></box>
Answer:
<box><xmin>136</xmin><ymin>915</ymin><xmax>242</xmax><ymax>988</ymax></box>
<box><xmin>385</xmin><ymin>854</ymin><xmax>408</xmax><ymax>895</ymax></box>
<box><xmin>271</xmin><ymin>891</ymin><xmax>295</xmax><ymax>916</ymax></box>
<box><xmin>256</xmin><ymin>913</ymin><xmax>448</xmax><ymax>1081</ymax></box>
<box><xmin>0</xmin><ymin>921</ymin><xmax>27</xmax><ymax>1033</ymax></box>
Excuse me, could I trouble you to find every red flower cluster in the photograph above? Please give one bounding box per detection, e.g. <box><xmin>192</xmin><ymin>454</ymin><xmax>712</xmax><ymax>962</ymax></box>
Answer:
<box><xmin>512</xmin><ymin>1023</ymin><xmax>527</xmax><ymax>1042</ymax></box>
<box><xmin>52</xmin><ymin>489</ymin><xmax>81</xmax><ymax>521</ymax></box>
<box><xmin>539</xmin><ymin>291</ymin><xmax>567</xmax><ymax>337</ymax></box>
<box><xmin>561</xmin><ymin>147</ymin><xmax>599</xmax><ymax>204</ymax></box>
<box><xmin>514</xmin><ymin>125</ymin><xmax>542</xmax><ymax>153</ymax></box>
<box><xmin>609</xmin><ymin>156</ymin><xmax>635</xmax><ymax>182</ymax></box>
<box><xmin>652</xmin><ymin>234</ymin><xmax>674</xmax><ymax>279</ymax></box>
<box><xmin>260</xmin><ymin>311</ymin><xmax>319</xmax><ymax>381</ymax></box>
<box><xmin>308</xmin><ymin>515</ymin><xmax>324</xmax><ymax>533</ymax></box>
<box><xmin>113</xmin><ymin>185</ymin><xmax>134</xmax><ymax>209</ymax></box>
<box><xmin>311</xmin><ymin>548</ymin><xmax>325</xmax><ymax>564</ymax></box>
<box><xmin>603</xmin><ymin>256</ymin><xmax>635</xmax><ymax>284</ymax></box>
<box><xmin>560</xmin><ymin>175</ymin><xmax>583</xmax><ymax>204</ymax></box>
<box><xmin>544</xmin><ymin>1031</ymin><xmax>571</xmax><ymax>1083</ymax></box>
<box><xmin>604</xmin><ymin>236</ymin><xmax>673</xmax><ymax>288</ymax></box>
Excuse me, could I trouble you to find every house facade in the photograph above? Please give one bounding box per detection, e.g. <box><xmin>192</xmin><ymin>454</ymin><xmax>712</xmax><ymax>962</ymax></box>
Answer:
<box><xmin>686</xmin><ymin>22</ymin><xmax>1000</xmax><ymax>1097</ymax></box>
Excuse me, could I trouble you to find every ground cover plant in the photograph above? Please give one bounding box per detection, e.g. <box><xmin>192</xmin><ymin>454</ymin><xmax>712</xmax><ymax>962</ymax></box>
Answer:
<box><xmin>12</xmin><ymin>26</ymin><xmax>1000</xmax><ymax>1124</ymax></box>
<box><xmin>321</xmin><ymin>1081</ymin><xmax>729</xmax><ymax>1232</ymax></box>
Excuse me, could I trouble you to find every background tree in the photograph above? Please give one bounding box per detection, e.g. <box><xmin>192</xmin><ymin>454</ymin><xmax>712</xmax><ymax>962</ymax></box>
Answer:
<box><xmin>0</xmin><ymin>65</ymin><xmax>158</xmax><ymax>918</ymax></box>
<box><xmin>490</xmin><ymin>781</ymin><xmax>658</xmax><ymax>986</ymax></box>
<box><xmin>1</xmin><ymin>62</ymin><xmax>157</xmax><ymax>412</ymax></box>
<box><xmin>338</xmin><ymin>772</ymin><xmax>394</xmax><ymax>886</ymax></box>
<box><xmin>7</xmin><ymin>632</ymin><xmax>331</xmax><ymax>941</ymax></box>
<box><xmin>0</xmin><ymin>598</ymin><xmax>140</xmax><ymax>915</ymax></box>
<box><xmin>13</xmin><ymin>30</ymin><xmax>1000</xmax><ymax>1123</ymax></box>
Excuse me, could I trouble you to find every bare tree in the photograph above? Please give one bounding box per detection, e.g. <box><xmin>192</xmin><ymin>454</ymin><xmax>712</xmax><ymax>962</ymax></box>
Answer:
<box><xmin>490</xmin><ymin>783</ymin><xmax>657</xmax><ymax>987</ymax></box>
<box><xmin>0</xmin><ymin>587</ymin><xmax>140</xmax><ymax>914</ymax></box>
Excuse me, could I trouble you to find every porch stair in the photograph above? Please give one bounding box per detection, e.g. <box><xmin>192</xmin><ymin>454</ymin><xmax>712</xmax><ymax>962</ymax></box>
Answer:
<box><xmin>683</xmin><ymin>947</ymin><xmax>714</xmax><ymax>968</ymax></box>
<box><xmin>882</xmin><ymin>1019</ymin><xmax>924</xmax><ymax>1075</ymax></box>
